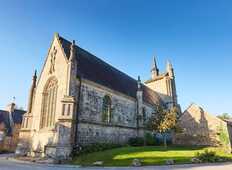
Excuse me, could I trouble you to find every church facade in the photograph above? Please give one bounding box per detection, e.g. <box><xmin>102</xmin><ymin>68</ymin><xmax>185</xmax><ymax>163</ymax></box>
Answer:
<box><xmin>17</xmin><ymin>33</ymin><xmax>179</xmax><ymax>159</ymax></box>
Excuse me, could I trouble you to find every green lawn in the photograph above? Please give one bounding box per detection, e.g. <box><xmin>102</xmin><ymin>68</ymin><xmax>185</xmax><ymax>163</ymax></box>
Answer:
<box><xmin>71</xmin><ymin>146</ymin><xmax>232</xmax><ymax>166</ymax></box>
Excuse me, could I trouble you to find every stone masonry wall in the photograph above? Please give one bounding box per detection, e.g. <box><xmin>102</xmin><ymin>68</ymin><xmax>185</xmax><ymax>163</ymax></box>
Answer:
<box><xmin>77</xmin><ymin>123</ymin><xmax>137</xmax><ymax>145</ymax></box>
<box><xmin>79</xmin><ymin>80</ymin><xmax>137</xmax><ymax>127</ymax></box>
<box><xmin>77</xmin><ymin>80</ymin><xmax>155</xmax><ymax>145</ymax></box>
<box><xmin>173</xmin><ymin>104</ymin><xmax>231</xmax><ymax>149</ymax></box>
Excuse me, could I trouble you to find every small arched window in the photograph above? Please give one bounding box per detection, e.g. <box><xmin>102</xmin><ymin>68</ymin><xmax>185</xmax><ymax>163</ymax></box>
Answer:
<box><xmin>40</xmin><ymin>77</ymin><xmax>58</xmax><ymax>128</ymax></box>
<box><xmin>102</xmin><ymin>95</ymin><xmax>112</xmax><ymax>123</ymax></box>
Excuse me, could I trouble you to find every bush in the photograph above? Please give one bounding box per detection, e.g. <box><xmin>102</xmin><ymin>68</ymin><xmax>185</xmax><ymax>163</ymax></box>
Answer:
<box><xmin>73</xmin><ymin>143</ymin><xmax>122</xmax><ymax>156</ymax></box>
<box><xmin>128</xmin><ymin>137</ymin><xmax>144</xmax><ymax>146</ymax></box>
<box><xmin>144</xmin><ymin>133</ymin><xmax>156</xmax><ymax>146</ymax></box>
<box><xmin>154</xmin><ymin>133</ymin><xmax>172</xmax><ymax>146</ymax></box>
<box><xmin>195</xmin><ymin>149</ymin><xmax>222</xmax><ymax>163</ymax></box>
<box><xmin>0</xmin><ymin>148</ymin><xmax>10</xmax><ymax>154</ymax></box>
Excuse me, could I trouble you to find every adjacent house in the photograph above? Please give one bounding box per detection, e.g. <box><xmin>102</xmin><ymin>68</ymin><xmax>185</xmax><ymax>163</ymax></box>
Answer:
<box><xmin>173</xmin><ymin>103</ymin><xmax>231</xmax><ymax>151</ymax></box>
<box><xmin>0</xmin><ymin>102</ymin><xmax>26</xmax><ymax>151</ymax></box>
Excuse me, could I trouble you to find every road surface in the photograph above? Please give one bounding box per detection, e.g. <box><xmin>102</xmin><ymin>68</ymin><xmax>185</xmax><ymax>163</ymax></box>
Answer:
<box><xmin>0</xmin><ymin>154</ymin><xmax>232</xmax><ymax>170</ymax></box>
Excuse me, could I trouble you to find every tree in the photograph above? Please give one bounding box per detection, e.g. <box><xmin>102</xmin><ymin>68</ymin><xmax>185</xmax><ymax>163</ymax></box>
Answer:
<box><xmin>217</xmin><ymin>113</ymin><xmax>232</xmax><ymax>120</ymax></box>
<box><xmin>147</xmin><ymin>106</ymin><xmax>178</xmax><ymax>148</ymax></box>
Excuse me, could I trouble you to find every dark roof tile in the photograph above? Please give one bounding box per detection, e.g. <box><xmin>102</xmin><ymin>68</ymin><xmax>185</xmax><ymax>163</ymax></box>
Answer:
<box><xmin>58</xmin><ymin>36</ymin><xmax>162</xmax><ymax>106</ymax></box>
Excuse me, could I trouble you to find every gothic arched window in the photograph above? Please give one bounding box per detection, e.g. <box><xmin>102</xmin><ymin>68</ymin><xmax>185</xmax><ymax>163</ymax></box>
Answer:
<box><xmin>102</xmin><ymin>95</ymin><xmax>112</xmax><ymax>123</ymax></box>
<box><xmin>40</xmin><ymin>77</ymin><xmax>58</xmax><ymax>128</ymax></box>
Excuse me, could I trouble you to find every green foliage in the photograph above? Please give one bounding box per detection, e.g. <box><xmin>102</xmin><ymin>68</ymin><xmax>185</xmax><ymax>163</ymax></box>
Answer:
<box><xmin>195</xmin><ymin>149</ymin><xmax>227</xmax><ymax>163</ymax></box>
<box><xmin>217</xmin><ymin>113</ymin><xmax>232</xmax><ymax>120</ymax></box>
<box><xmin>0</xmin><ymin>148</ymin><xmax>11</xmax><ymax>154</ymax></box>
<box><xmin>147</xmin><ymin>106</ymin><xmax>178</xmax><ymax>134</ymax></box>
<box><xmin>128</xmin><ymin>137</ymin><xmax>144</xmax><ymax>146</ymax></box>
<box><xmin>144</xmin><ymin>133</ymin><xmax>156</xmax><ymax>146</ymax></box>
<box><xmin>147</xmin><ymin>106</ymin><xmax>178</xmax><ymax>147</ymax></box>
<box><xmin>218</xmin><ymin>124</ymin><xmax>230</xmax><ymax>146</ymax></box>
<box><xmin>73</xmin><ymin>143</ymin><xmax>122</xmax><ymax>156</ymax></box>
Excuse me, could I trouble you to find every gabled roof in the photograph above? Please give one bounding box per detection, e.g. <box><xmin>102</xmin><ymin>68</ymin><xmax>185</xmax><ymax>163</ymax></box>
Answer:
<box><xmin>58</xmin><ymin>36</ymin><xmax>163</xmax><ymax>106</ymax></box>
<box><xmin>0</xmin><ymin>109</ymin><xmax>26</xmax><ymax>136</ymax></box>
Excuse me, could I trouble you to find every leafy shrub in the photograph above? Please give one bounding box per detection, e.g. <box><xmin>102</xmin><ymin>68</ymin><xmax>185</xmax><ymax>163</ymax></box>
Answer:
<box><xmin>128</xmin><ymin>137</ymin><xmax>144</xmax><ymax>146</ymax></box>
<box><xmin>144</xmin><ymin>133</ymin><xmax>156</xmax><ymax>146</ymax></box>
<box><xmin>0</xmin><ymin>148</ymin><xmax>10</xmax><ymax>154</ymax></box>
<box><xmin>218</xmin><ymin>125</ymin><xmax>230</xmax><ymax>146</ymax></box>
<box><xmin>73</xmin><ymin>143</ymin><xmax>122</xmax><ymax>156</ymax></box>
<box><xmin>155</xmin><ymin>133</ymin><xmax>172</xmax><ymax>146</ymax></box>
<box><xmin>195</xmin><ymin>149</ymin><xmax>222</xmax><ymax>163</ymax></box>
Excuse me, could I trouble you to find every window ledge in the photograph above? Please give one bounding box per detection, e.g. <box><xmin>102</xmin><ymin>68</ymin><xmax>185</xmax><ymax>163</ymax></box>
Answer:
<box><xmin>39</xmin><ymin>127</ymin><xmax>56</xmax><ymax>133</ymax></box>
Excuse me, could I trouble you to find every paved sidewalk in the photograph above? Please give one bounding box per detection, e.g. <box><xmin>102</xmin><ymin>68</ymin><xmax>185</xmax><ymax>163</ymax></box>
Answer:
<box><xmin>1</xmin><ymin>154</ymin><xmax>232</xmax><ymax>170</ymax></box>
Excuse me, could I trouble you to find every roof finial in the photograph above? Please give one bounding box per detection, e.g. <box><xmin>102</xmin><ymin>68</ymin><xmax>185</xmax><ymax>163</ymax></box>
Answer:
<box><xmin>166</xmin><ymin>60</ymin><xmax>173</xmax><ymax>70</ymax></box>
<box><xmin>152</xmin><ymin>56</ymin><xmax>158</xmax><ymax>70</ymax></box>
<box><xmin>34</xmin><ymin>69</ymin><xmax>37</xmax><ymax>78</ymax></box>
<box><xmin>166</xmin><ymin>59</ymin><xmax>174</xmax><ymax>78</ymax></box>
<box><xmin>54</xmin><ymin>32</ymin><xmax>59</xmax><ymax>38</ymax></box>
<box><xmin>137</xmin><ymin>76</ymin><xmax>142</xmax><ymax>90</ymax></box>
<box><xmin>69</xmin><ymin>40</ymin><xmax>76</xmax><ymax>62</ymax></box>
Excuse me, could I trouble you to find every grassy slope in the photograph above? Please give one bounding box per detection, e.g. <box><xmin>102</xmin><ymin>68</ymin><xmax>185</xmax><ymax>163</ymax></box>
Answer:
<box><xmin>71</xmin><ymin>146</ymin><xmax>232</xmax><ymax>166</ymax></box>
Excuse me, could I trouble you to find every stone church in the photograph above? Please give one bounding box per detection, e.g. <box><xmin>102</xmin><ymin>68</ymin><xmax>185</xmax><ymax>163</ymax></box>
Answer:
<box><xmin>17</xmin><ymin>33</ymin><xmax>179</xmax><ymax>159</ymax></box>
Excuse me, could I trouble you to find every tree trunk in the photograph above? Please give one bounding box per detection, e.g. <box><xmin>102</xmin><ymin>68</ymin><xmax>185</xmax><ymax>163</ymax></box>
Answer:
<box><xmin>163</xmin><ymin>133</ymin><xmax>167</xmax><ymax>148</ymax></box>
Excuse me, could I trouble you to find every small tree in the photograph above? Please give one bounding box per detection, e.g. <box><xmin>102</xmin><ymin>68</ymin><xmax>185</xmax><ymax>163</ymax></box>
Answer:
<box><xmin>217</xmin><ymin>113</ymin><xmax>232</xmax><ymax>120</ymax></box>
<box><xmin>147</xmin><ymin>106</ymin><xmax>178</xmax><ymax>148</ymax></box>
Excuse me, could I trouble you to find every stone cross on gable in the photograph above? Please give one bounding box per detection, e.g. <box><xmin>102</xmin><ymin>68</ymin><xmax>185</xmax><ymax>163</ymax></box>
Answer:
<box><xmin>49</xmin><ymin>47</ymin><xmax>57</xmax><ymax>74</ymax></box>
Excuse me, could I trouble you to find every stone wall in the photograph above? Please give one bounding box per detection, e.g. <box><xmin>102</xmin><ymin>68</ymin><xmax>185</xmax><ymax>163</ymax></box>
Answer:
<box><xmin>79</xmin><ymin>80</ymin><xmax>137</xmax><ymax>127</ymax></box>
<box><xmin>76</xmin><ymin>80</ymin><xmax>155</xmax><ymax>145</ymax></box>
<box><xmin>77</xmin><ymin>123</ymin><xmax>137</xmax><ymax>145</ymax></box>
<box><xmin>173</xmin><ymin>104</ymin><xmax>231</xmax><ymax>149</ymax></box>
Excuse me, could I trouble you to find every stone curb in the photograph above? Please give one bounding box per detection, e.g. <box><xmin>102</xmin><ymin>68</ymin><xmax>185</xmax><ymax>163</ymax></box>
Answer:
<box><xmin>5</xmin><ymin>157</ymin><xmax>81</xmax><ymax>168</ymax></box>
<box><xmin>3</xmin><ymin>156</ymin><xmax>232</xmax><ymax>169</ymax></box>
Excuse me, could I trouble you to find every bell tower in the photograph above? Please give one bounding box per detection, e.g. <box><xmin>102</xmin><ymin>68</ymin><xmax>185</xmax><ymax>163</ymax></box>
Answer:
<box><xmin>145</xmin><ymin>57</ymin><xmax>179</xmax><ymax>109</ymax></box>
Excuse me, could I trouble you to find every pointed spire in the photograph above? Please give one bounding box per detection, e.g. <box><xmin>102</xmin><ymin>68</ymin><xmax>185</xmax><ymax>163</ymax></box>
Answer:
<box><xmin>54</xmin><ymin>32</ymin><xmax>59</xmax><ymax>38</ymax></box>
<box><xmin>33</xmin><ymin>69</ymin><xmax>37</xmax><ymax>80</ymax></box>
<box><xmin>138</xmin><ymin>76</ymin><xmax>141</xmax><ymax>83</ymax></box>
<box><xmin>151</xmin><ymin>56</ymin><xmax>159</xmax><ymax>79</ymax></box>
<box><xmin>27</xmin><ymin>70</ymin><xmax>37</xmax><ymax>113</ymax></box>
<box><xmin>69</xmin><ymin>40</ymin><xmax>76</xmax><ymax>62</ymax></box>
<box><xmin>137</xmin><ymin>76</ymin><xmax>142</xmax><ymax>90</ymax></box>
<box><xmin>166</xmin><ymin>60</ymin><xmax>174</xmax><ymax>78</ymax></box>
<box><xmin>32</xmin><ymin>69</ymin><xmax>37</xmax><ymax>88</ymax></box>
<box><xmin>166</xmin><ymin>60</ymin><xmax>173</xmax><ymax>70</ymax></box>
<box><xmin>152</xmin><ymin>56</ymin><xmax>158</xmax><ymax>71</ymax></box>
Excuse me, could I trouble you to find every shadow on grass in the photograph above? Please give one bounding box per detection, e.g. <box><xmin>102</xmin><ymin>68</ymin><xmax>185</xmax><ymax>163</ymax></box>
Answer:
<box><xmin>72</xmin><ymin>146</ymin><xmax>213</xmax><ymax>166</ymax></box>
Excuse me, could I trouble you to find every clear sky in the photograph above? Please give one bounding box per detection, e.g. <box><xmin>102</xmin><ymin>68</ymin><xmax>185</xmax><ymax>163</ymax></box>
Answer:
<box><xmin>0</xmin><ymin>0</ymin><xmax>231</xmax><ymax>115</ymax></box>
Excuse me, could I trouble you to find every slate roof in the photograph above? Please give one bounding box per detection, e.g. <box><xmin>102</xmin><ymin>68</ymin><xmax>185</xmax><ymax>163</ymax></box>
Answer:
<box><xmin>58</xmin><ymin>36</ymin><xmax>163</xmax><ymax>106</ymax></box>
<box><xmin>0</xmin><ymin>109</ymin><xmax>26</xmax><ymax>136</ymax></box>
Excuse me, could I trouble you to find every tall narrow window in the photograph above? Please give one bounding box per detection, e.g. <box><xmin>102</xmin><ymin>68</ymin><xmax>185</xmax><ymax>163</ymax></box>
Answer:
<box><xmin>142</xmin><ymin>107</ymin><xmax>146</xmax><ymax>123</ymax></box>
<box><xmin>102</xmin><ymin>95</ymin><xmax>112</xmax><ymax>123</ymax></box>
<box><xmin>40</xmin><ymin>78</ymin><xmax>58</xmax><ymax>128</ymax></box>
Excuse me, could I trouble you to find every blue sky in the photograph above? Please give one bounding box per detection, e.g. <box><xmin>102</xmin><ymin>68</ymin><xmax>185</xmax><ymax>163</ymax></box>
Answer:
<box><xmin>0</xmin><ymin>0</ymin><xmax>231</xmax><ymax>114</ymax></box>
